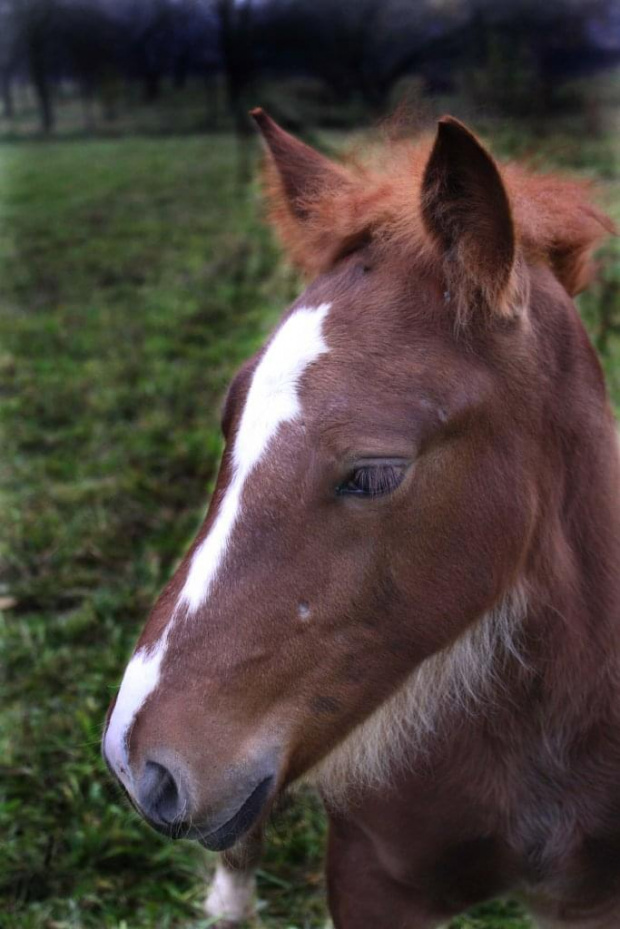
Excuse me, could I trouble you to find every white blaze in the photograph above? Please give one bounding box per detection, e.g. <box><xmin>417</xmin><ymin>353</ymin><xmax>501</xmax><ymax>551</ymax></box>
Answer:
<box><xmin>180</xmin><ymin>301</ymin><xmax>331</xmax><ymax>612</ymax></box>
<box><xmin>104</xmin><ymin>639</ymin><xmax>167</xmax><ymax>787</ymax></box>
<box><xmin>104</xmin><ymin>303</ymin><xmax>331</xmax><ymax>779</ymax></box>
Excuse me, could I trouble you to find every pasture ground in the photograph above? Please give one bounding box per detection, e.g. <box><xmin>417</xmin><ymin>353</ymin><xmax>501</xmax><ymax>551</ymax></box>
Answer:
<box><xmin>0</xmin><ymin>125</ymin><xmax>618</xmax><ymax>928</ymax></box>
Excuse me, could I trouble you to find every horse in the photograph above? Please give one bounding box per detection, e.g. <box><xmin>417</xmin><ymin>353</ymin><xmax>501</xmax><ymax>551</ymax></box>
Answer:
<box><xmin>103</xmin><ymin>110</ymin><xmax>619</xmax><ymax>927</ymax></box>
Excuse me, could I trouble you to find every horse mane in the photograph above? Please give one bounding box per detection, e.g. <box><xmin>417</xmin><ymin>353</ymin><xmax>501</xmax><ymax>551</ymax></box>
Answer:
<box><xmin>304</xmin><ymin>583</ymin><xmax>530</xmax><ymax>807</ymax></box>
<box><xmin>262</xmin><ymin>132</ymin><xmax>614</xmax><ymax>299</ymax></box>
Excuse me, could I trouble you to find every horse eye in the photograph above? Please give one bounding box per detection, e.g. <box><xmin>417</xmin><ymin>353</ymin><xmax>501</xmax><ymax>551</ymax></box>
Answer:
<box><xmin>336</xmin><ymin>464</ymin><xmax>405</xmax><ymax>499</ymax></box>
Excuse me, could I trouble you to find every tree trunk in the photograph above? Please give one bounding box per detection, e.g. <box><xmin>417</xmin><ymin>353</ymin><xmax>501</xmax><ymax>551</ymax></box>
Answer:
<box><xmin>81</xmin><ymin>83</ymin><xmax>95</xmax><ymax>134</ymax></box>
<box><xmin>173</xmin><ymin>59</ymin><xmax>189</xmax><ymax>90</ymax></box>
<box><xmin>216</xmin><ymin>0</ymin><xmax>253</xmax><ymax>182</ymax></box>
<box><xmin>2</xmin><ymin>72</ymin><xmax>14</xmax><ymax>119</ymax></box>
<box><xmin>233</xmin><ymin>97</ymin><xmax>252</xmax><ymax>185</ymax></box>
<box><xmin>143</xmin><ymin>71</ymin><xmax>162</xmax><ymax>104</ymax></box>
<box><xmin>30</xmin><ymin>55</ymin><xmax>54</xmax><ymax>133</ymax></box>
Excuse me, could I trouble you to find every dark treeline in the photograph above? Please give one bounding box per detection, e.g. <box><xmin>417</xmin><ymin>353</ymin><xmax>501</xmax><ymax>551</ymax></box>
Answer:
<box><xmin>0</xmin><ymin>0</ymin><xmax>619</xmax><ymax>135</ymax></box>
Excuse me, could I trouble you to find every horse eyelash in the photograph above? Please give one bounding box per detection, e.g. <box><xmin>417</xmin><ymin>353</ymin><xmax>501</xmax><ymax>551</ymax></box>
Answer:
<box><xmin>338</xmin><ymin>465</ymin><xmax>405</xmax><ymax>498</ymax></box>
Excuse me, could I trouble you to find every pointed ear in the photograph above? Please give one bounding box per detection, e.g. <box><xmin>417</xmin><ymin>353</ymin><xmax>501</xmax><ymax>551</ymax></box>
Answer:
<box><xmin>422</xmin><ymin>116</ymin><xmax>517</xmax><ymax>318</ymax></box>
<box><xmin>250</xmin><ymin>108</ymin><xmax>349</xmax><ymax>221</ymax></box>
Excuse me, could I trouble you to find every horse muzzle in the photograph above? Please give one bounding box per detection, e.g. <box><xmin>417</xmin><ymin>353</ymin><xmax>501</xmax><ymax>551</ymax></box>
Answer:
<box><xmin>103</xmin><ymin>726</ymin><xmax>279</xmax><ymax>851</ymax></box>
<box><xmin>137</xmin><ymin>760</ymin><xmax>275</xmax><ymax>851</ymax></box>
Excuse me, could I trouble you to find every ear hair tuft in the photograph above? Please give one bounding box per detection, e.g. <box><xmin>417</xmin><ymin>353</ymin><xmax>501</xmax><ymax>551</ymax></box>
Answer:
<box><xmin>251</xmin><ymin>109</ymin><xmax>613</xmax><ymax>311</ymax></box>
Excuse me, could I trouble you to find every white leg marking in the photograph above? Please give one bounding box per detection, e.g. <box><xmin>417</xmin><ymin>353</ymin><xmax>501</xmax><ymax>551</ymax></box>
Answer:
<box><xmin>205</xmin><ymin>861</ymin><xmax>257</xmax><ymax>922</ymax></box>
<box><xmin>180</xmin><ymin>302</ymin><xmax>331</xmax><ymax>613</ymax></box>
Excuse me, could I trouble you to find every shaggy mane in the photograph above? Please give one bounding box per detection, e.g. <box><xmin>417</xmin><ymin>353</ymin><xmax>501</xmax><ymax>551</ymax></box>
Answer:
<box><xmin>303</xmin><ymin>584</ymin><xmax>530</xmax><ymax>807</ymax></box>
<box><xmin>263</xmin><ymin>131</ymin><xmax>613</xmax><ymax>299</ymax></box>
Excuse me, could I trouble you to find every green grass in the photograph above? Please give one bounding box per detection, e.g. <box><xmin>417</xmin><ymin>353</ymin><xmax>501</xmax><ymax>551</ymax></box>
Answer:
<box><xmin>0</xmin><ymin>127</ymin><xmax>617</xmax><ymax>929</ymax></box>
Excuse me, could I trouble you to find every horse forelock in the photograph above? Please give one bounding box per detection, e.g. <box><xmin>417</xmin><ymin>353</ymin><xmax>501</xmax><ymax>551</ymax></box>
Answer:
<box><xmin>263</xmin><ymin>133</ymin><xmax>611</xmax><ymax>307</ymax></box>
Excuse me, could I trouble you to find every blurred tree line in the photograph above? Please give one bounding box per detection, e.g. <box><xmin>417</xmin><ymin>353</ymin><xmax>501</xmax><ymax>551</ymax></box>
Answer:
<box><xmin>0</xmin><ymin>0</ymin><xmax>618</xmax><ymax>136</ymax></box>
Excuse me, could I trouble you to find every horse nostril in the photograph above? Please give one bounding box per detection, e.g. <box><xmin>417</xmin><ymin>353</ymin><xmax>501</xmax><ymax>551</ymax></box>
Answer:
<box><xmin>139</xmin><ymin>760</ymin><xmax>184</xmax><ymax>828</ymax></box>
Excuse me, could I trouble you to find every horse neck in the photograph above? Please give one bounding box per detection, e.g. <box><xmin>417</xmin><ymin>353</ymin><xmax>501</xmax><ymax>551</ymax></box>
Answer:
<box><xmin>521</xmin><ymin>324</ymin><xmax>620</xmax><ymax>733</ymax></box>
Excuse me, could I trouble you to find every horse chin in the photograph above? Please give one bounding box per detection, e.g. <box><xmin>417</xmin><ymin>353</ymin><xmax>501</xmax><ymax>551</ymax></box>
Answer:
<box><xmin>193</xmin><ymin>774</ymin><xmax>276</xmax><ymax>852</ymax></box>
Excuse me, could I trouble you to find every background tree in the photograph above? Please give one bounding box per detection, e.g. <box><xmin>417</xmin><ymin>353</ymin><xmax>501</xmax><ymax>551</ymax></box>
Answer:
<box><xmin>0</xmin><ymin>0</ymin><xmax>19</xmax><ymax>119</ymax></box>
<box><xmin>56</xmin><ymin>0</ymin><xmax>120</xmax><ymax>131</ymax></box>
<box><xmin>16</xmin><ymin>0</ymin><xmax>57</xmax><ymax>133</ymax></box>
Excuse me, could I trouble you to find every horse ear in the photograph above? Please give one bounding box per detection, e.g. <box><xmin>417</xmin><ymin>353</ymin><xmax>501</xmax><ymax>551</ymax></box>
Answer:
<box><xmin>422</xmin><ymin>116</ymin><xmax>517</xmax><ymax>317</ymax></box>
<box><xmin>250</xmin><ymin>108</ymin><xmax>348</xmax><ymax>221</ymax></box>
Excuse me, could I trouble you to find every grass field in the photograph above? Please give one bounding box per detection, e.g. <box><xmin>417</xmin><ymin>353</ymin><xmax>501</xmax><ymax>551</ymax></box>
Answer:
<box><xmin>0</xmin><ymin>124</ymin><xmax>618</xmax><ymax>929</ymax></box>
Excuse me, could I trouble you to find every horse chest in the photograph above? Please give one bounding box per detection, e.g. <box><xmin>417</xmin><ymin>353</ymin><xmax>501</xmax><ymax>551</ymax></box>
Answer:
<box><xmin>329</xmin><ymin>763</ymin><xmax>620</xmax><ymax>918</ymax></box>
<box><xmin>511</xmin><ymin>750</ymin><xmax>620</xmax><ymax>907</ymax></box>
<box><xmin>521</xmin><ymin>818</ymin><xmax>620</xmax><ymax>917</ymax></box>
<box><xmin>331</xmin><ymin>779</ymin><xmax>518</xmax><ymax>912</ymax></box>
